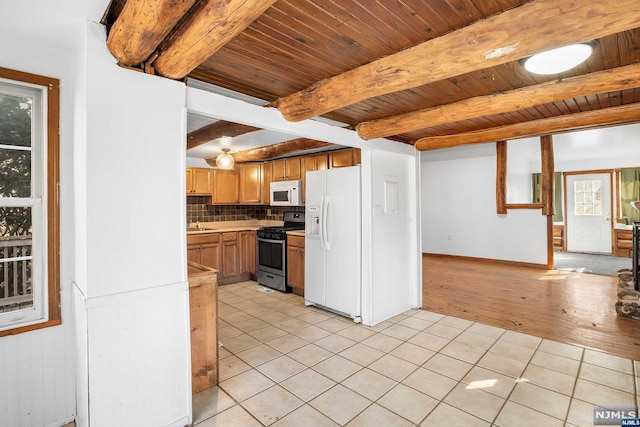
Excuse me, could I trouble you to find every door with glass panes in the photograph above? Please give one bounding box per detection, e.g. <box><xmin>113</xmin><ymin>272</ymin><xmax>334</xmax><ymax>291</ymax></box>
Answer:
<box><xmin>566</xmin><ymin>173</ymin><xmax>612</xmax><ymax>253</ymax></box>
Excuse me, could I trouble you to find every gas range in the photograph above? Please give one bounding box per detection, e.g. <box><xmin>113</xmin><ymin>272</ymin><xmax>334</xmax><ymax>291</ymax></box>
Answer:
<box><xmin>256</xmin><ymin>212</ymin><xmax>305</xmax><ymax>293</ymax></box>
<box><xmin>257</xmin><ymin>212</ymin><xmax>305</xmax><ymax>240</ymax></box>
<box><xmin>256</xmin><ymin>225</ymin><xmax>304</xmax><ymax>240</ymax></box>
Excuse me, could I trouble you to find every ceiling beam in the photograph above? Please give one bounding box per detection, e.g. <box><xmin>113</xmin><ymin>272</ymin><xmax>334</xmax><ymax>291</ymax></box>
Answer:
<box><xmin>187</xmin><ymin>87</ymin><xmax>414</xmax><ymax>155</ymax></box>
<box><xmin>107</xmin><ymin>0</ymin><xmax>197</xmax><ymax>66</ymax></box>
<box><xmin>276</xmin><ymin>0</ymin><xmax>640</xmax><ymax>122</ymax></box>
<box><xmin>205</xmin><ymin>138</ymin><xmax>333</xmax><ymax>165</ymax></box>
<box><xmin>415</xmin><ymin>103</ymin><xmax>640</xmax><ymax>150</ymax></box>
<box><xmin>187</xmin><ymin>120</ymin><xmax>260</xmax><ymax>150</ymax></box>
<box><xmin>356</xmin><ymin>63</ymin><xmax>640</xmax><ymax>140</ymax></box>
<box><xmin>153</xmin><ymin>0</ymin><xmax>278</xmax><ymax>79</ymax></box>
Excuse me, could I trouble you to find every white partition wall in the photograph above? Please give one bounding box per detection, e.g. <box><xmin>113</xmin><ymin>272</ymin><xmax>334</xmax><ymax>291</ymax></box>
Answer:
<box><xmin>421</xmin><ymin>143</ymin><xmax>548</xmax><ymax>265</ymax></box>
<box><xmin>75</xmin><ymin>21</ymin><xmax>192</xmax><ymax>427</ymax></box>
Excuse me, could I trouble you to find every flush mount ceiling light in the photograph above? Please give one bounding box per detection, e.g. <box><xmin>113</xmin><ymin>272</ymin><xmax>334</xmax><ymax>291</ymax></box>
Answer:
<box><xmin>522</xmin><ymin>41</ymin><xmax>596</xmax><ymax>75</ymax></box>
<box><xmin>216</xmin><ymin>148</ymin><xmax>234</xmax><ymax>170</ymax></box>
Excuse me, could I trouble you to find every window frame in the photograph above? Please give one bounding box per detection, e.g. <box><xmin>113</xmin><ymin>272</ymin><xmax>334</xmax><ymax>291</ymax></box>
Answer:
<box><xmin>0</xmin><ymin>67</ymin><xmax>60</xmax><ymax>336</ymax></box>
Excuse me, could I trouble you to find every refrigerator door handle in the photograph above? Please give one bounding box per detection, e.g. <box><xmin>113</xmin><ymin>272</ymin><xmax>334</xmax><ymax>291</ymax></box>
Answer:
<box><xmin>319</xmin><ymin>195</ymin><xmax>326</xmax><ymax>251</ymax></box>
<box><xmin>323</xmin><ymin>195</ymin><xmax>331</xmax><ymax>251</ymax></box>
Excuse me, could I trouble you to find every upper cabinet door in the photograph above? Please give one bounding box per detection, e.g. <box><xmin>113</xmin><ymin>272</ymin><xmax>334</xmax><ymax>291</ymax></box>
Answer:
<box><xmin>239</xmin><ymin>163</ymin><xmax>262</xmax><ymax>204</ymax></box>
<box><xmin>213</xmin><ymin>169</ymin><xmax>239</xmax><ymax>204</ymax></box>
<box><xmin>187</xmin><ymin>167</ymin><xmax>213</xmax><ymax>195</ymax></box>
<box><xmin>272</xmin><ymin>157</ymin><xmax>301</xmax><ymax>181</ymax></box>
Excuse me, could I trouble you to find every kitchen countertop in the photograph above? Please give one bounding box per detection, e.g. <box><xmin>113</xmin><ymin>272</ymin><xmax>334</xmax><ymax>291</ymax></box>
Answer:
<box><xmin>286</xmin><ymin>230</ymin><xmax>305</xmax><ymax>237</ymax></box>
<box><xmin>187</xmin><ymin>220</ymin><xmax>283</xmax><ymax>235</ymax></box>
<box><xmin>187</xmin><ymin>261</ymin><xmax>218</xmax><ymax>288</ymax></box>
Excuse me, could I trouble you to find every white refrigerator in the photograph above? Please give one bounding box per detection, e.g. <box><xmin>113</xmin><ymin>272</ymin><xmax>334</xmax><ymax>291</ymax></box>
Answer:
<box><xmin>305</xmin><ymin>166</ymin><xmax>361</xmax><ymax>322</ymax></box>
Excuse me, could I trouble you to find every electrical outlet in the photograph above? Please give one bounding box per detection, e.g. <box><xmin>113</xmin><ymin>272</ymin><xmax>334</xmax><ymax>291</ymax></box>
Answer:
<box><xmin>267</xmin><ymin>209</ymin><xmax>272</xmax><ymax>216</ymax></box>
<box><xmin>447</xmin><ymin>234</ymin><xmax>452</xmax><ymax>240</ymax></box>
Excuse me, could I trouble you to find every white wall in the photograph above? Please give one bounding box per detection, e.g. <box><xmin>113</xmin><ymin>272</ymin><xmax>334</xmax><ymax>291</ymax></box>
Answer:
<box><xmin>0</xmin><ymin>3</ymin><xmax>81</xmax><ymax>426</ymax></box>
<box><xmin>75</xmin><ymin>21</ymin><xmax>191</xmax><ymax>427</ymax></box>
<box><xmin>421</xmin><ymin>143</ymin><xmax>548</xmax><ymax>264</ymax></box>
<box><xmin>2</xmin><ymin>2</ymin><xmax>193</xmax><ymax>426</ymax></box>
<box><xmin>420</xmin><ymin>124</ymin><xmax>640</xmax><ymax>264</ymax></box>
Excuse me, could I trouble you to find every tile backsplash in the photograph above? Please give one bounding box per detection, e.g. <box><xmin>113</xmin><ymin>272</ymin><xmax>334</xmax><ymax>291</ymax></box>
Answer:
<box><xmin>186</xmin><ymin>197</ymin><xmax>305</xmax><ymax>222</ymax></box>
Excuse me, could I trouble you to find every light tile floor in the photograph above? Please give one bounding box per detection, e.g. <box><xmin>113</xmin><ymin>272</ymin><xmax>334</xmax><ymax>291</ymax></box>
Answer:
<box><xmin>193</xmin><ymin>281</ymin><xmax>640</xmax><ymax>426</ymax></box>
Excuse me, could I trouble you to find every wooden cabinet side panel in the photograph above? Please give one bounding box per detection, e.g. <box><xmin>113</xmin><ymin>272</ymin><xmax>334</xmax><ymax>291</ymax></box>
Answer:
<box><xmin>189</xmin><ymin>280</ymin><xmax>218</xmax><ymax>393</ymax></box>
<box><xmin>261</xmin><ymin>162</ymin><xmax>272</xmax><ymax>204</ymax></box>
<box><xmin>287</xmin><ymin>236</ymin><xmax>305</xmax><ymax>293</ymax></box>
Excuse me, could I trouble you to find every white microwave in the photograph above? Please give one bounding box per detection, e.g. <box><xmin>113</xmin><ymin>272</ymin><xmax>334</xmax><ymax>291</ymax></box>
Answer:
<box><xmin>270</xmin><ymin>180</ymin><xmax>302</xmax><ymax>206</ymax></box>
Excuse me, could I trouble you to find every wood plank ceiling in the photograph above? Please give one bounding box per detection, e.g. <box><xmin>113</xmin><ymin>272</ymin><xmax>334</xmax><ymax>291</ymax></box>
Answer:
<box><xmin>103</xmin><ymin>0</ymin><xmax>640</xmax><ymax>153</ymax></box>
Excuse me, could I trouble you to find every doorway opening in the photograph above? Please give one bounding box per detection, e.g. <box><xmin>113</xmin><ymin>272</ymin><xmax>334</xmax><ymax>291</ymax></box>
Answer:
<box><xmin>553</xmin><ymin>170</ymin><xmax>633</xmax><ymax>276</ymax></box>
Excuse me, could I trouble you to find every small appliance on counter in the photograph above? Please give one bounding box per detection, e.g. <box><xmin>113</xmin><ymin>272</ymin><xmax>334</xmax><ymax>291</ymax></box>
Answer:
<box><xmin>256</xmin><ymin>212</ymin><xmax>305</xmax><ymax>292</ymax></box>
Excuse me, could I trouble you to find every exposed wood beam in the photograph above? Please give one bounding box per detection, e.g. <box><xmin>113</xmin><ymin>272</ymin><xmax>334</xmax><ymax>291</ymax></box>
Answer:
<box><xmin>205</xmin><ymin>138</ymin><xmax>333</xmax><ymax>165</ymax></box>
<box><xmin>154</xmin><ymin>0</ymin><xmax>278</xmax><ymax>79</ymax></box>
<box><xmin>187</xmin><ymin>121</ymin><xmax>260</xmax><ymax>150</ymax></box>
<box><xmin>276</xmin><ymin>0</ymin><xmax>640</xmax><ymax>122</ymax></box>
<box><xmin>357</xmin><ymin>63</ymin><xmax>640</xmax><ymax>140</ymax></box>
<box><xmin>496</xmin><ymin>141</ymin><xmax>507</xmax><ymax>215</ymax></box>
<box><xmin>415</xmin><ymin>103</ymin><xmax>640</xmax><ymax>150</ymax></box>
<box><xmin>540</xmin><ymin>135</ymin><xmax>554</xmax><ymax>217</ymax></box>
<box><xmin>107</xmin><ymin>0</ymin><xmax>197</xmax><ymax>66</ymax></box>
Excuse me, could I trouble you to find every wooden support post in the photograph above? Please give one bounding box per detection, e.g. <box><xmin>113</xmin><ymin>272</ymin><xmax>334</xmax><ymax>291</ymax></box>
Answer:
<box><xmin>540</xmin><ymin>135</ymin><xmax>554</xmax><ymax>216</ymax></box>
<box><xmin>496</xmin><ymin>140</ymin><xmax>507</xmax><ymax>215</ymax></box>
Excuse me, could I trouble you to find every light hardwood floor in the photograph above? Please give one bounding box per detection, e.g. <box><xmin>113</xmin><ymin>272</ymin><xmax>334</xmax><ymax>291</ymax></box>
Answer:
<box><xmin>422</xmin><ymin>254</ymin><xmax>640</xmax><ymax>361</ymax></box>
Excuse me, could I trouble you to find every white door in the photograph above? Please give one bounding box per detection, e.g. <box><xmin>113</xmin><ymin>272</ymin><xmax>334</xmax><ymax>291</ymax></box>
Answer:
<box><xmin>566</xmin><ymin>173</ymin><xmax>612</xmax><ymax>253</ymax></box>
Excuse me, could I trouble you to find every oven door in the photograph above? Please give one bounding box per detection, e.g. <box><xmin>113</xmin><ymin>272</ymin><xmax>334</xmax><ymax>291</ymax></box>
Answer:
<box><xmin>257</xmin><ymin>237</ymin><xmax>286</xmax><ymax>275</ymax></box>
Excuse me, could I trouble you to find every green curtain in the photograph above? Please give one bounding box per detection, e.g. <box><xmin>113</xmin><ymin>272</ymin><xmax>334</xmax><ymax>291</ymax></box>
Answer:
<box><xmin>553</xmin><ymin>172</ymin><xmax>563</xmax><ymax>223</ymax></box>
<box><xmin>531</xmin><ymin>173</ymin><xmax>542</xmax><ymax>203</ymax></box>
<box><xmin>620</xmin><ymin>168</ymin><xmax>640</xmax><ymax>224</ymax></box>
<box><xmin>531</xmin><ymin>172</ymin><xmax>563</xmax><ymax>222</ymax></box>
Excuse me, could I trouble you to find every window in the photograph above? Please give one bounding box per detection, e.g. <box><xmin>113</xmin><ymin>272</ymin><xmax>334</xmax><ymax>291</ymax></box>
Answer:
<box><xmin>0</xmin><ymin>67</ymin><xmax>59</xmax><ymax>335</ymax></box>
<box><xmin>573</xmin><ymin>179</ymin><xmax>603</xmax><ymax>216</ymax></box>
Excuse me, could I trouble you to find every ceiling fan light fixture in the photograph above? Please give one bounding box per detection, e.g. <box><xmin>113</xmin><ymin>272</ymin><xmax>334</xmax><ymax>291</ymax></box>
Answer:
<box><xmin>216</xmin><ymin>148</ymin><xmax>235</xmax><ymax>170</ymax></box>
<box><xmin>522</xmin><ymin>41</ymin><xmax>595</xmax><ymax>75</ymax></box>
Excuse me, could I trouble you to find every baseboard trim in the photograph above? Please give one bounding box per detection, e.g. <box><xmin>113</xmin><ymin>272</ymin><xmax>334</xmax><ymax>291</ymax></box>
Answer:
<box><xmin>422</xmin><ymin>253</ymin><xmax>548</xmax><ymax>270</ymax></box>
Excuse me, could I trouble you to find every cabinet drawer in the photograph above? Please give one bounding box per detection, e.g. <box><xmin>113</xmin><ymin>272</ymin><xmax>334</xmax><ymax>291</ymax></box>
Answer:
<box><xmin>288</xmin><ymin>235</ymin><xmax>305</xmax><ymax>248</ymax></box>
<box><xmin>222</xmin><ymin>232</ymin><xmax>238</xmax><ymax>242</ymax></box>
<box><xmin>187</xmin><ymin>233</ymin><xmax>221</xmax><ymax>245</ymax></box>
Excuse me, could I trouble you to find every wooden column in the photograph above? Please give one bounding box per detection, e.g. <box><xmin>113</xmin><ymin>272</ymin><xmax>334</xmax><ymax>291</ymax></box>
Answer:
<box><xmin>496</xmin><ymin>140</ymin><xmax>507</xmax><ymax>214</ymax></box>
<box><xmin>540</xmin><ymin>135</ymin><xmax>554</xmax><ymax>216</ymax></box>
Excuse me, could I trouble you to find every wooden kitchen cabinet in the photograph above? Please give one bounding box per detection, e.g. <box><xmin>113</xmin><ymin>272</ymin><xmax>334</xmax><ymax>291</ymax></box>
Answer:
<box><xmin>239</xmin><ymin>163</ymin><xmax>262</xmax><ymax>204</ymax></box>
<box><xmin>186</xmin><ymin>167</ymin><xmax>213</xmax><ymax>195</ymax></box>
<box><xmin>188</xmin><ymin>231</ymin><xmax>254</xmax><ymax>284</ymax></box>
<box><xmin>188</xmin><ymin>262</ymin><xmax>218</xmax><ymax>393</ymax></box>
<box><xmin>287</xmin><ymin>234</ymin><xmax>305</xmax><ymax>296</ymax></box>
<box><xmin>187</xmin><ymin>234</ymin><xmax>222</xmax><ymax>272</ymax></box>
<box><xmin>614</xmin><ymin>228</ymin><xmax>633</xmax><ymax>257</ymax></box>
<box><xmin>329</xmin><ymin>148</ymin><xmax>361</xmax><ymax>169</ymax></box>
<box><xmin>212</xmin><ymin>169</ymin><xmax>239</xmax><ymax>204</ymax></box>
<box><xmin>239</xmin><ymin>230</ymin><xmax>256</xmax><ymax>277</ymax></box>
<box><xmin>272</xmin><ymin>157</ymin><xmax>301</xmax><ymax>181</ymax></box>
<box><xmin>261</xmin><ymin>161</ymin><xmax>272</xmax><ymax>205</ymax></box>
<box><xmin>222</xmin><ymin>232</ymin><xmax>240</xmax><ymax>280</ymax></box>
